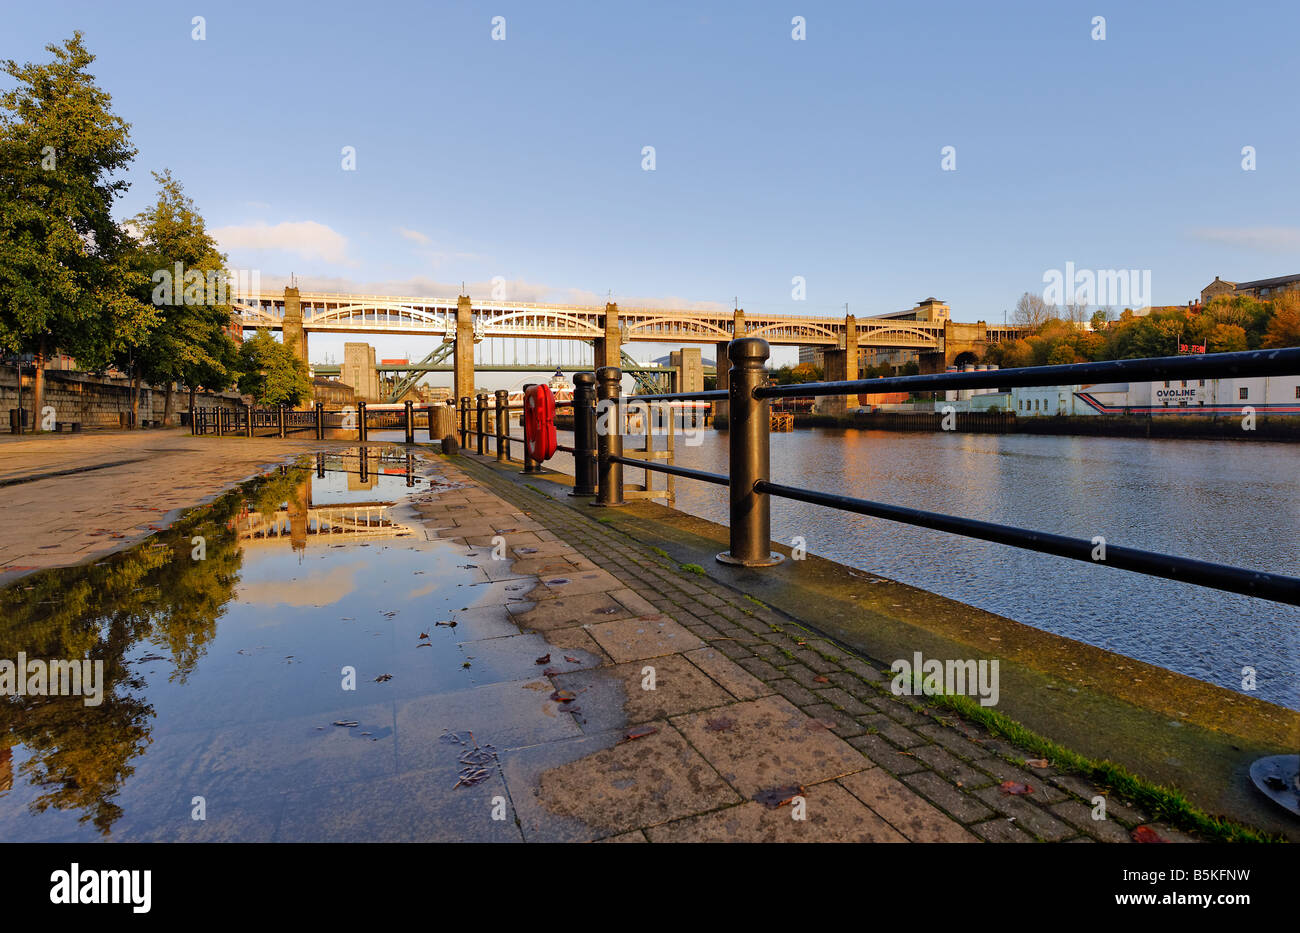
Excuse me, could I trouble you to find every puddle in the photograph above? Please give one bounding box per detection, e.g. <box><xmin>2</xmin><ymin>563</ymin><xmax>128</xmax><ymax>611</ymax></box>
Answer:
<box><xmin>0</xmin><ymin>447</ymin><xmax>547</xmax><ymax>842</ymax></box>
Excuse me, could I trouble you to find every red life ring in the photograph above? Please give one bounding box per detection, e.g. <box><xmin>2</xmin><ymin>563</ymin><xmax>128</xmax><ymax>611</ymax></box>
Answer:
<box><xmin>525</xmin><ymin>384</ymin><xmax>557</xmax><ymax>461</ymax></box>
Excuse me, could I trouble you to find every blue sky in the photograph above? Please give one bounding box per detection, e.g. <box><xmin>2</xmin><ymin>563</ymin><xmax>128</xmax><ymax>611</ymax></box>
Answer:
<box><xmin>8</xmin><ymin>1</ymin><xmax>1300</xmax><ymax>376</ymax></box>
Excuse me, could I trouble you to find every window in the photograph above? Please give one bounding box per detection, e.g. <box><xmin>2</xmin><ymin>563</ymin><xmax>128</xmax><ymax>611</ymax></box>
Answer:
<box><xmin>1239</xmin><ymin>387</ymin><xmax>1249</xmax><ymax>400</ymax></box>
<box><xmin>1295</xmin><ymin>386</ymin><xmax>1300</xmax><ymax>400</ymax></box>
<box><xmin>1164</xmin><ymin>380</ymin><xmax>1171</xmax><ymax>388</ymax></box>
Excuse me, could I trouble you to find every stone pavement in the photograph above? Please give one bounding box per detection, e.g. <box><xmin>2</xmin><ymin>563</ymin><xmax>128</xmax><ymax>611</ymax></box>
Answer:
<box><xmin>0</xmin><ymin>429</ymin><xmax>319</xmax><ymax>586</ymax></box>
<box><xmin>0</xmin><ymin>430</ymin><xmax>1197</xmax><ymax>841</ymax></box>
<box><xmin>427</xmin><ymin>451</ymin><xmax>1198</xmax><ymax>843</ymax></box>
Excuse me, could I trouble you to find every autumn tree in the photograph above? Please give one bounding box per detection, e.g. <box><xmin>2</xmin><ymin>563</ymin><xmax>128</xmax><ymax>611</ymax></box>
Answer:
<box><xmin>0</xmin><ymin>33</ymin><xmax>150</xmax><ymax>428</ymax></box>
<box><xmin>1262</xmin><ymin>291</ymin><xmax>1300</xmax><ymax>349</ymax></box>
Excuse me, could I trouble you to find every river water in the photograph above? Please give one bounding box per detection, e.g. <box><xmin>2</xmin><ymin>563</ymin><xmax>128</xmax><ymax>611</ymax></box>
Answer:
<box><xmin>545</xmin><ymin>425</ymin><xmax>1300</xmax><ymax>710</ymax></box>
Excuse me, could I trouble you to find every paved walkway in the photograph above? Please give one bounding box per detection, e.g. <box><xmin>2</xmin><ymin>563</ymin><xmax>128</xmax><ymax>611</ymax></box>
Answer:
<box><xmin>0</xmin><ymin>429</ymin><xmax>318</xmax><ymax>585</ymax></box>
<box><xmin>0</xmin><ymin>430</ymin><xmax>1195</xmax><ymax>842</ymax></box>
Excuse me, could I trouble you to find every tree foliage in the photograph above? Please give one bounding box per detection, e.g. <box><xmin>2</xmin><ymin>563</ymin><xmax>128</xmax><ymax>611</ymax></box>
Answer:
<box><xmin>237</xmin><ymin>330</ymin><xmax>312</xmax><ymax>406</ymax></box>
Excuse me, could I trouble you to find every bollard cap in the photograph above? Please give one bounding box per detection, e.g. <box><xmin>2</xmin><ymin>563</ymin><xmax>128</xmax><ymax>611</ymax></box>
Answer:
<box><xmin>729</xmin><ymin>337</ymin><xmax>770</xmax><ymax>365</ymax></box>
<box><xmin>573</xmin><ymin>371</ymin><xmax>596</xmax><ymax>386</ymax></box>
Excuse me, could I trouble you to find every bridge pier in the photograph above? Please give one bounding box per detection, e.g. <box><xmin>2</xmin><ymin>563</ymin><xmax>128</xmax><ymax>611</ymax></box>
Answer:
<box><xmin>282</xmin><ymin>287</ymin><xmax>307</xmax><ymax>362</ymax></box>
<box><xmin>816</xmin><ymin>314</ymin><xmax>858</xmax><ymax>415</ymax></box>
<box><xmin>714</xmin><ymin>340</ymin><xmax>731</xmax><ymax>428</ymax></box>
<box><xmin>454</xmin><ymin>295</ymin><xmax>475</xmax><ymax>408</ymax></box>
<box><xmin>593</xmin><ymin>302</ymin><xmax>621</xmax><ymax>371</ymax></box>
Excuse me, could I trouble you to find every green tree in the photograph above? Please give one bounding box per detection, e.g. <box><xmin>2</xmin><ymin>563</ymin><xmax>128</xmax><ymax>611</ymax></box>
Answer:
<box><xmin>127</xmin><ymin>170</ymin><xmax>238</xmax><ymax>425</ymax></box>
<box><xmin>0</xmin><ymin>33</ymin><xmax>150</xmax><ymax>427</ymax></box>
<box><xmin>237</xmin><ymin>330</ymin><xmax>312</xmax><ymax>406</ymax></box>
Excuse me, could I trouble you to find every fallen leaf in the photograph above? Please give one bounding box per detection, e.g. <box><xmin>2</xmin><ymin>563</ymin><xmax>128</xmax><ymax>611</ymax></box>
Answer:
<box><xmin>332</xmin><ymin>720</ymin><xmax>359</xmax><ymax>728</ymax></box>
<box><xmin>619</xmin><ymin>725</ymin><xmax>658</xmax><ymax>743</ymax></box>
<box><xmin>374</xmin><ymin>673</ymin><xmax>393</xmax><ymax>683</ymax></box>
<box><xmin>1025</xmin><ymin>758</ymin><xmax>1049</xmax><ymax>769</ymax></box>
<box><xmin>535</xmin><ymin>653</ymin><xmax>551</xmax><ymax>665</ymax></box>
<box><xmin>564</xmin><ymin>655</ymin><xmax>580</xmax><ymax>664</ymax></box>
<box><xmin>999</xmin><ymin>781</ymin><xmax>1033</xmax><ymax>795</ymax></box>
<box><xmin>550</xmin><ymin>689</ymin><xmax>577</xmax><ymax>703</ymax></box>
<box><xmin>1131</xmin><ymin>825</ymin><xmax>1167</xmax><ymax>843</ymax></box>
<box><xmin>813</xmin><ymin>675</ymin><xmax>830</xmax><ymax>684</ymax></box>
<box><xmin>754</xmin><ymin>785</ymin><xmax>804</xmax><ymax>809</ymax></box>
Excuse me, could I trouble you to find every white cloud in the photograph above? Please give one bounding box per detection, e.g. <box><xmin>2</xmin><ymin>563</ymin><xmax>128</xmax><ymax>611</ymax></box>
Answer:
<box><xmin>1189</xmin><ymin>226</ymin><xmax>1300</xmax><ymax>255</ymax></box>
<box><xmin>398</xmin><ymin>227</ymin><xmax>432</xmax><ymax>246</ymax></box>
<box><xmin>212</xmin><ymin>220</ymin><xmax>351</xmax><ymax>264</ymax></box>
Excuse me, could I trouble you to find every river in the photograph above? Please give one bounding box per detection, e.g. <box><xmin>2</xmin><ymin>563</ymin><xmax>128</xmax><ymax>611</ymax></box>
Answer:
<box><xmin>541</xmin><ymin>424</ymin><xmax>1300</xmax><ymax>710</ymax></box>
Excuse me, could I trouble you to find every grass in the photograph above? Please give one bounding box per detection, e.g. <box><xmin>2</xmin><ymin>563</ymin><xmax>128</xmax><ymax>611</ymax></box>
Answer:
<box><xmin>921</xmin><ymin>691</ymin><xmax>1280</xmax><ymax>843</ymax></box>
<box><xmin>679</xmin><ymin>563</ymin><xmax>706</xmax><ymax>576</ymax></box>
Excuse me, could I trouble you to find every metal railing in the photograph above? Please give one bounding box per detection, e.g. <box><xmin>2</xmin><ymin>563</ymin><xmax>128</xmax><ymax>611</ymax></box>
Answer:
<box><xmin>467</xmin><ymin>338</ymin><xmax>1300</xmax><ymax>606</ymax></box>
<box><xmin>191</xmin><ymin>399</ymin><xmax>459</xmax><ymax>444</ymax></box>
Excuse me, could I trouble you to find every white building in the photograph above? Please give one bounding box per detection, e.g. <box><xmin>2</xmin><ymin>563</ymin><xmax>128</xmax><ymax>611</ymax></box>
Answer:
<box><xmin>1009</xmin><ymin>375</ymin><xmax>1300</xmax><ymax>417</ymax></box>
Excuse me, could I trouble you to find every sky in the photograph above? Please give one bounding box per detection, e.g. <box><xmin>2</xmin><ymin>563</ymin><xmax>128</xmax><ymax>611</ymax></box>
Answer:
<box><xmin>7</xmin><ymin>0</ymin><xmax>1300</xmax><ymax>385</ymax></box>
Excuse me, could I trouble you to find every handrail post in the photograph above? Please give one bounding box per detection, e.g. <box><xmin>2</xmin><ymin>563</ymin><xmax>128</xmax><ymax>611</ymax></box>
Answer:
<box><xmin>571</xmin><ymin>372</ymin><xmax>597</xmax><ymax>496</ymax></box>
<box><xmin>592</xmin><ymin>367</ymin><xmax>624</xmax><ymax>506</ymax></box>
<box><xmin>494</xmin><ymin>390</ymin><xmax>509</xmax><ymax>461</ymax></box>
<box><xmin>217</xmin><ymin>407</ymin><xmax>225</xmax><ymax>437</ymax></box>
<box><xmin>246</xmin><ymin>403</ymin><xmax>254</xmax><ymax>438</ymax></box>
<box><xmin>476</xmin><ymin>393</ymin><xmax>488</xmax><ymax>455</ymax></box>
<box><xmin>718</xmin><ymin>338</ymin><xmax>782</xmax><ymax>566</ymax></box>
<box><xmin>278</xmin><ymin>404</ymin><xmax>286</xmax><ymax>438</ymax></box>
<box><xmin>315</xmin><ymin>402</ymin><xmax>324</xmax><ymax>440</ymax></box>
<box><xmin>189</xmin><ymin>405</ymin><xmax>196</xmax><ymax>436</ymax></box>
<box><xmin>358</xmin><ymin>400</ymin><xmax>367</xmax><ymax>442</ymax></box>
<box><xmin>459</xmin><ymin>396</ymin><xmax>469</xmax><ymax>448</ymax></box>
<box><xmin>521</xmin><ymin>384</ymin><xmax>537</xmax><ymax>473</ymax></box>
<box><xmin>404</xmin><ymin>400</ymin><xmax>414</xmax><ymax>444</ymax></box>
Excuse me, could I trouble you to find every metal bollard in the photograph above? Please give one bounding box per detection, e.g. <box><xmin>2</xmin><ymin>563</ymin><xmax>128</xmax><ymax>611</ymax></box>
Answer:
<box><xmin>591</xmin><ymin>367</ymin><xmax>624</xmax><ymax>506</ymax></box>
<box><xmin>717</xmin><ymin>338</ymin><xmax>782</xmax><ymax>566</ymax></box>
<box><xmin>570</xmin><ymin>372</ymin><xmax>597</xmax><ymax>496</ymax></box>
<box><xmin>315</xmin><ymin>402</ymin><xmax>324</xmax><ymax>440</ymax></box>
<box><xmin>246</xmin><ymin>404</ymin><xmax>254</xmax><ymax>438</ymax></box>
<box><xmin>358</xmin><ymin>400</ymin><xmax>368</xmax><ymax>442</ymax></box>
<box><xmin>495</xmin><ymin>390</ymin><xmax>509</xmax><ymax>461</ymax></box>
<box><xmin>404</xmin><ymin>400</ymin><xmax>414</xmax><ymax>444</ymax></box>
<box><xmin>190</xmin><ymin>406</ymin><xmax>197</xmax><ymax>436</ymax></box>
<box><xmin>459</xmin><ymin>397</ymin><xmax>469</xmax><ymax>449</ymax></box>
<box><xmin>278</xmin><ymin>404</ymin><xmax>287</xmax><ymax>438</ymax></box>
<box><xmin>476</xmin><ymin>393</ymin><xmax>488</xmax><ymax>455</ymax></box>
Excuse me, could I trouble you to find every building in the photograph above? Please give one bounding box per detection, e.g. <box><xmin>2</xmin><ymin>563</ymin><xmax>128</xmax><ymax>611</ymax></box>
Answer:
<box><xmin>312</xmin><ymin>376</ymin><xmax>355</xmax><ymax>407</ymax></box>
<box><xmin>1201</xmin><ymin>273</ymin><xmax>1300</xmax><ymax>305</ymax></box>
<box><xmin>341</xmin><ymin>342</ymin><xmax>381</xmax><ymax>401</ymax></box>
<box><xmin>1009</xmin><ymin>376</ymin><xmax>1300</xmax><ymax>417</ymax></box>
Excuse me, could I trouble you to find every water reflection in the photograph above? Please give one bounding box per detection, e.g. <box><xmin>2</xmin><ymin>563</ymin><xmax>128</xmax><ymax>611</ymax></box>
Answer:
<box><xmin>0</xmin><ymin>447</ymin><xmax>478</xmax><ymax>840</ymax></box>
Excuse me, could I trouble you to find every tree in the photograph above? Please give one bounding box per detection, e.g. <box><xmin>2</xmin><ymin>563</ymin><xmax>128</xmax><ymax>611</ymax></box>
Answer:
<box><xmin>126</xmin><ymin>170</ymin><xmax>238</xmax><ymax>425</ymax></box>
<box><xmin>0</xmin><ymin>33</ymin><xmax>149</xmax><ymax>428</ymax></box>
<box><xmin>237</xmin><ymin>330</ymin><xmax>312</xmax><ymax>406</ymax></box>
<box><xmin>1262</xmin><ymin>291</ymin><xmax>1300</xmax><ymax>349</ymax></box>
<box><xmin>1207</xmin><ymin>323</ymin><xmax>1247</xmax><ymax>353</ymax></box>
<box><xmin>1012</xmin><ymin>292</ymin><xmax>1055</xmax><ymax>329</ymax></box>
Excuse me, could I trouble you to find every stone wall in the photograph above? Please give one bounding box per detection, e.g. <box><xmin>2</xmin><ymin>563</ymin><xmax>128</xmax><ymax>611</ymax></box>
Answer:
<box><xmin>1</xmin><ymin>368</ymin><xmax>246</xmax><ymax>432</ymax></box>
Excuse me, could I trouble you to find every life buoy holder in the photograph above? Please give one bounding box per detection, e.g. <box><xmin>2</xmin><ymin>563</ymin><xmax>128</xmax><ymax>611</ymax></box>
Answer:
<box><xmin>524</xmin><ymin>384</ymin><xmax>558</xmax><ymax>461</ymax></box>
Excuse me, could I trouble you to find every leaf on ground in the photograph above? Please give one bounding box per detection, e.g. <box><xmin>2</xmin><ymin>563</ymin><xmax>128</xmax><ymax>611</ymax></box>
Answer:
<box><xmin>754</xmin><ymin>785</ymin><xmax>804</xmax><ymax>809</ymax></box>
<box><xmin>1025</xmin><ymin>758</ymin><xmax>1049</xmax><ymax>769</ymax></box>
<box><xmin>418</xmin><ymin>632</ymin><xmax>429</xmax><ymax>639</ymax></box>
<box><xmin>1131</xmin><ymin>825</ymin><xmax>1167</xmax><ymax>843</ymax></box>
<box><xmin>998</xmin><ymin>780</ymin><xmax>1033</xmax><ymax>795</ymax></box>
<box><xmin>550</xmin><ymin>689</ymin><xmax>577</xmax><ymax>702</ymax></box>
<box><xmin>564</xmin><ymin>656</ymin><xmax>580</xmax><ymax>664</ymax></box>
<box><xmin>542</xmin><ymin>667</ymin><xmax>561</xmax><ymax>676</ymax></box>
<box><xmin>332</xmin><ymin>720</ymin><xmax>359</xmax><ymax>728</ymax></box>
<box><xmin>813</xmin><ymin>675</ymin><xmax>830</xmax><ymax>684</ymax></box>
<box><xmin>704</xmin><ymin>716</ymin><xmax>735</xmax><ymax>732</ymax></box>
<box><xmin>374</xmin><ymin>673</ymin><xmax>393</xmax><ymax>683</ymax></box>
<box><xmin>535</xmin><ymin>653</ymin><xmax>551</xmax><ymax>665</ymax></box>
<box><xmin>619</xmin><ymin>725</ymin><xmax>658</xmax><ymax>743</ymax></box>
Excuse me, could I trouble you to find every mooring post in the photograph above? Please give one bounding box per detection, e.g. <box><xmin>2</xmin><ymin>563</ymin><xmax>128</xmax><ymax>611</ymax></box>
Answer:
<box><xmin>278</xmin><ymin>404</ymin><xmax>286</xmax><ymax>438</ymax></box>
<box><xmin>315</xmin><ymin>402</ymin><xmax>324</xmax><ymax>440</ymax></box>
<box><xmin>476</xmin><ymin>393</ymin><xmax>488</xmax><ymax>455</ymax></box>
<box><xmin>495</xmin><ymin>390</ymin><xmax>509</xmax><ymax>461</ymax></box>
<box><xmin>189</xmin><ymin>405</ymin><xmax>196</xmax><ymax>436</ymax></box>
<box><xmin>592</xmin><ymin>367</ymin><xmax>624</xmax><ymax>506</ymax></box>
<box><xmin>246</xmin><ymin>404</ymin><xmax>254</xmax><ymax>438</ymax></box>
<box><xmin>358</xmin><ymin>400</ymin><xmax>368</xmax><ymax>442</ymax></box>
<box><xmin>571</xmin><ymin>371</ymin><xmax>597</xmax><ymax>496</ymax></box>
<box><xmin>717</xmin><ymin>338</ymin><xmax>782</xmax><ymax>566</ymax></box>
<box><xmin>520</xmin><ymin>384</ymin><xmax>537</xmax><ymax>474</ymax></box>
<box><xmin>404</xmin><ymin>400</ymin><xmax>414</xmax><ymax>444</ymax></box>
<box><xmin>459</xmin><ymin>396</ymin><xmax>469</xmax><ymax>448</ymax></box>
